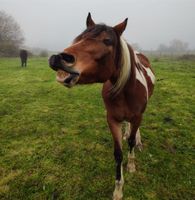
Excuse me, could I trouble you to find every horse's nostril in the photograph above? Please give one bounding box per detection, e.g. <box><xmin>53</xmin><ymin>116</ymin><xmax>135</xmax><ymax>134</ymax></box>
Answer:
<box><xmin>49</xmin><ymin>54</ymin><xmax>78</xmax><ymax>73</ymax></box>
<box><xmin>49</xmin><ymin>55</ymin><xmax>61</xmax><ymax>71</ymax></box>
<box><xmin>60</xmin><ymin>53</ymin><xmax>75</xmax><ymax>64</ymax></box>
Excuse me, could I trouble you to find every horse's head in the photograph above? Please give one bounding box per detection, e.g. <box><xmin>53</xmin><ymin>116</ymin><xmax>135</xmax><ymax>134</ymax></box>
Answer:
<box><xmin>49</xmin><ymin>13</ymin><xmax>128</xmax><ymax>88</ymax></box>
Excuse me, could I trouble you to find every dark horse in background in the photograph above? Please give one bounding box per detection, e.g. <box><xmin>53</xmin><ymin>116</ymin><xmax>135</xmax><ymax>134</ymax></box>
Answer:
<box><xmin>49</xmin><ymin>13</ymin><xmax>155</xmax><ymax>200</ymax></box>
<box><xmin>20</xmin><ymin>49</ymin><xmax>28</xmax><ymax>67</ymax></box>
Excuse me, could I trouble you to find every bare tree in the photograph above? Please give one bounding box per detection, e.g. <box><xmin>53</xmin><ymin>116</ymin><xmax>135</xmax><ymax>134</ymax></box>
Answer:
<box><xmin>157</xmin><ymin>40</ymin><xmax>189</xmax><ymax>55</ymax></box>
<box><xmin>169</xmin><ymin>39</ymin><xmax>188</xmax><ymax>54</ymax></box>
<box><xmin>0</xmin><ymin>10</ymin><xmax>24</xmax><ymax>56</ymax></box>
<box><xmin>157</xmin><ymin>44</ymin><xmax>169</xmax><ymax>55</ymax></box>
<box><xmin>39</xmin><ymin>50</ymin><xmax>49</xmax><ymax>57</ymax></box>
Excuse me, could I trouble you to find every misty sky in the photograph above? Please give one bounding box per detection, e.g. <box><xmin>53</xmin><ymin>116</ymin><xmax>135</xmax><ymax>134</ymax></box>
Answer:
<box><xmin>1</xmin><ymin>0</ymin><xmax>195</xmax><ymax>51</ymax></box>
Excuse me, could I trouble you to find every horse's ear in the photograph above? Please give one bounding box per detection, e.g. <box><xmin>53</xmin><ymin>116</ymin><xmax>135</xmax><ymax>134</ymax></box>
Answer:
<box><xmin>113</xmin><ymin>18</ymin><xmax>128</xmax><ymax>36</ymax></box>
<box><xmin>86</xmin><ymin>12</ymin><xmax>95</xmax><ymax>28</ymax></box>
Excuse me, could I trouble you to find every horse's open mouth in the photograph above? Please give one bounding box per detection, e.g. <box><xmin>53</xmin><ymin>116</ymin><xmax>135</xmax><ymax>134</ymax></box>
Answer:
<box><xmin>56</xmin><ymin>70</ymin><xmax>79</xmax><ymax>88</ymax></box>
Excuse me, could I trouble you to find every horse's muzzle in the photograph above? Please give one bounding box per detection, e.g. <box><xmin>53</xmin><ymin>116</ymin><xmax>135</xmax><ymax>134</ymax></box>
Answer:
<box><xmin>49</xmin><ymin>54</ymin><xmax>79</xmax><ymax>75</ymax></box>
<box><xmin>49</xmin><ymin>54</ymin><xmax>80</xmax><ymax>88</ymax></box>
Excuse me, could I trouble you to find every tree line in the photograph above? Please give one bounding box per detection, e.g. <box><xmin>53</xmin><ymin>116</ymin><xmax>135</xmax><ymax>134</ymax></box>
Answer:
<box><xmin>157</xmin><ymin>40</ymin><xmax>189</xmax><ymax>55</ymax></box>
<box><xmin>0</xmin><ymin>10</ymin><xmax>193</xmax><ymax>57</ymax></box>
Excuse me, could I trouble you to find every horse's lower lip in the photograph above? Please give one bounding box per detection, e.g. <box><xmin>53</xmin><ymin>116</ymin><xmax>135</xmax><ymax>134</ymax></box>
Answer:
<box><xmin>64</xmin><ymin>74</ymin><xmax>78</xmax><ymax>84</ymax></box>
<box><xmin>56</xmin><ymin>73</ymin><xmax>79</xmax><ymax>87</ymax></box>
<box><xmin>56</xmin><ymin>69</ymin><xmax>80</xmax><ymax>86</ymax></box>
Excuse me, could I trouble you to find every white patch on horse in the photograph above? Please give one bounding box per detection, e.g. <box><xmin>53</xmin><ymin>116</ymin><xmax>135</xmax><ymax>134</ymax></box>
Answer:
<box><xmin>113</xmin><ymin>165</ymin><xmax>124</xmax><ymax>200</ymax></box>
<box><xmin>134</xmin><ymin>51</ymin><xmax>140</xmax><ymax>64</ymax></box>
<box><xmin>135</xmin><ymin>67</ymin><xmax>149</xmax><ymax>100</ymax></box>
<box><xmin>143</xmin><ymin>67</ymin><xmax>155</xmax><ymax>84</ymax></box>
<box><xmin>135</xmin><ymin>51</ymin><xmax>155</xmax><ymax>84</ymax></box>
<box><xmin>134</xmin><ymin>52</ymin><xmax>149</xmax><ymax>99</ymax></box>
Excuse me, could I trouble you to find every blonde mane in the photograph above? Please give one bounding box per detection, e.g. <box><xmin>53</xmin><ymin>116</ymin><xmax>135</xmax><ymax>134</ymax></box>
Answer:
<box><xmin>110</xmin><ymin>37</ymin><xmax>131</xmax><ymax>96</ymax></box>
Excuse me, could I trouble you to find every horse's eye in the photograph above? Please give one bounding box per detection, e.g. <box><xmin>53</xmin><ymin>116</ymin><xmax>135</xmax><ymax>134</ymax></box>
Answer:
<box><xmin>103</xmin><ymin>38</ymin><xmax>112</xmax><ymax>46</ymax></box>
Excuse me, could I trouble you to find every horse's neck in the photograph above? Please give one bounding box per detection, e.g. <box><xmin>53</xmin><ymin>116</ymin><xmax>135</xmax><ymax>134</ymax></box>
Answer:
<box><xmin>109</xmin><ymin>38</ymin><xmax>130</xmax><ymax>95</ymax></box>
<box><xmin>110</xmin><ymin>40</ymin><xmax>137</xmax><ymax>97</ymax></box>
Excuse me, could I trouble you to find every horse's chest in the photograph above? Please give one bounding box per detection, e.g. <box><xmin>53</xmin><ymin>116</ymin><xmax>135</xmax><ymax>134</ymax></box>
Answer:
<box><xmin>104</xmin><ymin>97</ymin><xmax>134</xmax><ymax>122</ymax></box>
<box><xmin>102</xmin><ymin>83</ymin><xmax>144</xmax><ymax>122</ymax></box>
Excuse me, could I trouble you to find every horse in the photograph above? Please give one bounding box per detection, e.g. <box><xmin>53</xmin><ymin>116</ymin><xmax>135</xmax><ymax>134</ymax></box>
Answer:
<box><xmin>19</xmin><ymin>49</ymin><xmax>28</xmax><ymax>67</ymax></box>
<box><xmin>49</xmin><ymin>13</ymin><xmax>155</xmax><ymax>200</ymax></box>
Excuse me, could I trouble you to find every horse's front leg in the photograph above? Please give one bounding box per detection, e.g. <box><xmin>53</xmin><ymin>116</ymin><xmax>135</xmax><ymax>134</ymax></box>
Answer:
<box><xmin>107</xmin><ymin>116</ymin><xmax>124</xmax><ymax>200</ymax></box>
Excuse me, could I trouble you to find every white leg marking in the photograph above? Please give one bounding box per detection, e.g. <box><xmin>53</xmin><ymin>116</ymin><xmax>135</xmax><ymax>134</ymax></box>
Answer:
<box><xmin>136</xmin><ymin>128</ymin><xmax>143</xmax><ymax>151</ymax></box>
<box><xmin>123</xmin><ymin>122</ymin><xmax>131</xmax><ymax>140</ymax></box>
<box><xmin>127</xmin><ymin>149</ymin><xmax>136</xmax><ymax>173</ymax></box>
<box><xmin>113</xmin><ymin>166</ymin><xmax>124</xmax><ymax>200</ymax></box>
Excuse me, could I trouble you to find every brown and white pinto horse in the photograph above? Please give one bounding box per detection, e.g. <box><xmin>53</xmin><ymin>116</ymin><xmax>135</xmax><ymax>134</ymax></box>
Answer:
<box><xmin>49</xmin><ymin>13</ymin><xmax>155</xmax><ymax>200</ymax></box>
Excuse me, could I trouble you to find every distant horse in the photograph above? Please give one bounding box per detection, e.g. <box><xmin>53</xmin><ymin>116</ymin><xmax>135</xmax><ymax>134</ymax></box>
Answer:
<box><xmin>20</xmin><ymin>50</ymin><xmax>28</xmax><ymax>67</ymax></box>
<box><xmin>49</xmin><ymin>13</ymin><xmax>155</xmax><ymax>200</ymax></box>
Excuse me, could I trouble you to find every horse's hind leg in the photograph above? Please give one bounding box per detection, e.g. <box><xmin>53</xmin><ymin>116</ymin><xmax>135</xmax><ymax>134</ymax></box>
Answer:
<box><xmin>123</xmin><ymin>122</ymin><xmax>142</xmax><ymax>150</ymax></box>
<box><xmin>127</xmin><ymin>115</ymin><xmax>142</xmax><ymax>173</ymax></box>
<box><xmin>123</xmin><ymin>122</ymin><xmax>131</xmax><ymax>140</ymax></box>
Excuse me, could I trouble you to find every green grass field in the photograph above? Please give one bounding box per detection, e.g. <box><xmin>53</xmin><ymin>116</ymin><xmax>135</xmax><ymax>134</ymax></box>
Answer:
<box><xmin>0</xmin><ymin>57</ymin><xmax>194</xmax><ymax>200</ymax></box>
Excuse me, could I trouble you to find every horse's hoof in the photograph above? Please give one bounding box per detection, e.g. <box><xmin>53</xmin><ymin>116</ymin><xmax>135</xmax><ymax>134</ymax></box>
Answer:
<box><xmin>113</xmin><ymin>184</ymin><xmax>123</xmax><ymax>200</ymax></box>
<box><xmin>127</xmin><ymin>162</ymin><xmax>136</xmax><ymax>173</ymax></box>
<box><xmin>113</xmin><ymin>194</ymin><xmax>123</xmax><ymax>200</ymax></box>
<box><xmin>113</xmin><ymin>197</ymin><xmax>122</xmax><ymax>200</ymax></box>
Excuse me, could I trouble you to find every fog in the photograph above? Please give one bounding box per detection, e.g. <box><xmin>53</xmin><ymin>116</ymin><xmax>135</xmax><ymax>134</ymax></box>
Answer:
<box><xmin>1</xmin><ymin>0</ymin><xmax>195</xmax><ymax>51</ymax></box>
